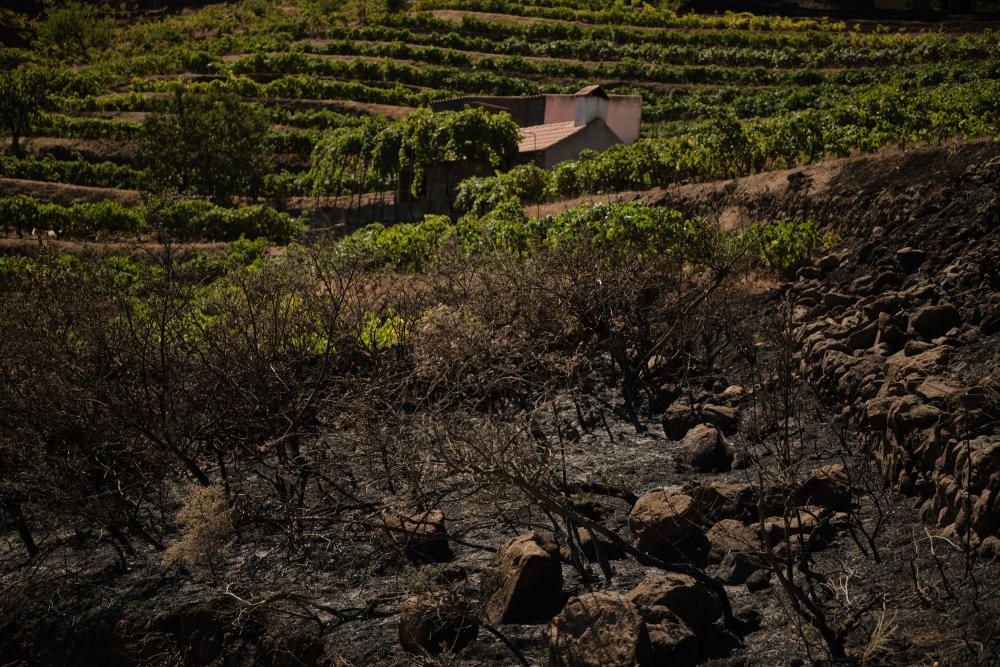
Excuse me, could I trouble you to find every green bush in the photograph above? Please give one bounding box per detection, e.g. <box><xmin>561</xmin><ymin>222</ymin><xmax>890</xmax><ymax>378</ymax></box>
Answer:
<box><xmin>0</xmin><ymin>195</ymin><xmax>302</xmax><ymax>242</ymax></box>
<box><xmin>739</xmin><ymin>219</ymin><xmax>820</xmax><ymax>271</ymax></box>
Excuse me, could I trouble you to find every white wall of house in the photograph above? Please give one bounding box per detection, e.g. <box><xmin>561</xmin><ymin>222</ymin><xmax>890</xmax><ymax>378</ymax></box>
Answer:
<box><xmin>542</xmin><ymin>94</ymin><xmax>641</xmax><ymax>145</ymax></box>
<box><xmin>575</xmin><ymin>94</ymin><xmax>609</xmax><ymax>126</ymax></box>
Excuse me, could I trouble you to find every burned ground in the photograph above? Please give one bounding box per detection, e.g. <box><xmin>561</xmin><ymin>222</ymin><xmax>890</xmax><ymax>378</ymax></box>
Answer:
<box><xmin>1</xmin><ymin>142</ymin><xmax>998</xmax><ymax>666</ymax></box>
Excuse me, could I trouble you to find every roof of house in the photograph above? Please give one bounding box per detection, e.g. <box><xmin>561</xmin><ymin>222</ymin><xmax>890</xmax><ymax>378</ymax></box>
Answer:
<box><xmin>575</xmin><ymin>84</ymin><xmax>607</xmax><ymax>98</ymax></box>
<box><xmin>430</xmin><ymin>94</ymin><xmax>545</xmax><ymax>106</ymax></box>
<box><xmin>518</xmin><ymin>121</ymin><xmax>585</xmax><ymax>153</ymax></box>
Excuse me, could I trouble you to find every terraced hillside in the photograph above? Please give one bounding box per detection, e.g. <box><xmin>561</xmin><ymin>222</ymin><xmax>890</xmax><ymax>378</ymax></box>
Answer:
<box><xmin>1</xmin><ymin>0</ymin><xmax>999</xmax><ymax>242</ymax></box>
<box><xmin>1</xmin><ymin>3</ymin><xmax>999</xmax><ymax>667</ymax></box>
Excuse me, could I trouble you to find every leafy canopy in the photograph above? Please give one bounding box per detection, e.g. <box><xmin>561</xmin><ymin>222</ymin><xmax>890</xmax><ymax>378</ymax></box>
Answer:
<box><xmin>140</xmin><ymin>86</ymin><xmax>272</xmax><ymax>205</ymax></box>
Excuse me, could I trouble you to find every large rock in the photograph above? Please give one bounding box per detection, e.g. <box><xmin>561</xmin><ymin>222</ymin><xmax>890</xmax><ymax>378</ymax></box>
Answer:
<box><xmin>796</xmin><ymin>463</ymin><xmax>851</xmax><ymax>510</ymax></box>
<box><xmin>753</xmin><ymin>506</ymin><xmax>832</xmax><ymax>549</ymax></box>
<box><xmin>375</xmin><ymin>509</ymin><xmax>452</xmax><ymax>563</ymax></box>
<box><xmin>481</xmin><ymin>531</ymin><xmax>563</xmax><ymax>624</ymax></box>
<box><xmin>560</xmin><ymin>527</ymin><xmax>626</xmax><ymax>562</ymax></box>
<box><xmin>823</xmin><ymin>291</ymin><xmax>854</xmax><ymax>309</ymax></box>
<box><xmin>846</xmin><ymin>321</ymin><xmax>878</xmax><ymax>350</ymax></box>
<box><xmin>678</xmin><ymin>424</ymin><xmax>732</xmax><ymax>473</ymax></box>
<box><xmin>690</xmin><ymin>481</ymin><xmax>757</xmax><ymax>523</ymax></box>
<box><xmin>643</xmin><ymin>613</ymin><xmax>699</xmax><ymax>666</ymax></box>
<box><xmin>895</xmin><ymin>247</ymin><xmax>926</xmax><ymax>272</ymax></box>
<box><xmin>705</xmin><ymin>519</ymin><xmax>759</xmax><ymax>563</ymax></box>
<box><xmin>888</xmin><ymin>396</ymin><xmax>943</xmax><ymax>439</ymax></box>
<box><xmin>549</xmin><ymin>592</ymin><xmax>653</xmax><ymax>667</ymax></box>
<box><xmin>886</xmin><ymin>345</ymin><xmax>951</xmax><ymax>378</ymax></box>
<box><xmin>662</xmin><ymin>401</ymin><xmax>701</xmax><ymax>440</ymax></box>
<box><xmin>700</xmin><ymin>404</ymin><xmax>740</xmax><ymax>435</ymax></box>
<box><xmin>399</xmin><ymin>591</ymin><xmax>479</xmax><ymax>655</ymax></box>
<box><xmin>707</xmin><ymin>520</ymin><xmax>761</xmax><ymax>584</ymax></box>
<box><xmin>626</xmin><ymin>573</ymin><xmax>722</xmax><ymax>632</ymax></box>
<box><xmin>909</xmin><ymin>304</ymin><xmax>961</xmax><ymax>340</ymax></box>
<box><xmin>629</xmin><ymin>492</ymin><xmax>703</xmax><ymax>559</ymax></box>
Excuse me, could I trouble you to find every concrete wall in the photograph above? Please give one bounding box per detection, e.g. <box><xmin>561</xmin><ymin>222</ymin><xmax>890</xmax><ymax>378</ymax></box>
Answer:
<box><xmin>543</xmin><ymin>94</ymin><xmax>577</xmax><ymax>126</ymax></box>
<box><xmin>539</xmin><ymin>119</ymin><xmax>622</xmax><ymax>169</ymax></box>
<box><xmin>575</xmin><ymin>95</ymin><xmax>609</xmax><ymax>127</ymax></box>
<box><xmin>605</xmin><ymin>96</ymin><xmax>642</xmax><ymax>145</ymax></box>
<box><xmin>542</xmin><ymin>94</ymin><xmax>640</xmax><ymax>144</ymax></box>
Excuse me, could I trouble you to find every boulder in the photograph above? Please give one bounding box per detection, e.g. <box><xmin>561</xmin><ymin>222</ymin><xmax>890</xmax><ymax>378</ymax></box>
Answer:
<box><xmin>797</xmin><ymin>266</ymin><xmax>824</xmax><ymax>281</ymax></box>
<box><xmin>690</xmin><ymin>481</ymin><xmax>757</xmax><ymax>523</ymax></box>
<box><xmin>481</xmin><ymin>532</ymin><xmax>563</xmax><ymax>624</ymax></box>
<box><xmin>629</xmin><ymin>492</ymin><xmax>703</xmax><ymax>559</ymax></box>
<box><xmin>375</xmin><ymin>509</ymin><xmax>453</xmax><ymax>563</ymax></box>
<box><xmin>717</xmin><ymin>550</ymin><xmax>758</xmax><ymax>585</ymax></box>
<box><xmin>706</xmin><ymin>519</ymin><xmax>759</xmax><ymax>563</ymax></box>
<box><xmin>678</xmin><ymin>424</ymin><xmax>732</xmax><ymax>473</ymax></box>
<box><xmin>626</xmin><ymin>572</ymin><xmax>722</xmax><ymax>632</ymax></box>
<box><xmin>701</xmin><ymin>404</ymin><xmax>740</xmax><ymax>434</ymax></box>
<box><xmin>560</xmin><ymin>528</ymin><xmax>626</xmax><ymax>562</ymax></box>
<box><xmin>662</xmin><ymin>401</ymin><xmax>701</xmax><ymax>440</ymax></box>
<box><xmin>548</xmin><ymin>592</ymin><xmax>653</xmax><ymax>667</ymax></box>
<box><xmin>909</xmin><ymin>304</ymin><xmax>961</xmax><ymax>340</ymax></box>
<box><xmin>914</xmin><ymin>376</ymin><xmax>964</xmax><ymax>406</ymax></box>
<box><xmin>876</xmin><ymin>311</ymin><xmax>907</xmax><ymax>349</ymax></box>
<box><xmin>643</xmin><ymin>613</ymin><xmax>700</xmax><ymax>666</ymax></box>
<box><xmin>895</xmin><ymin>247</ymin><xmax>926</xmax><ymax>272</ymax></box>
<box><xmin>753</xmin><ymin>506</ymin><xmax>832</xmax><ymax>548</ymax></box>
<box><xmin>846</xmin><ymin>321</ymin><xmax>878</xmax><ymax>350</ymax></box>
<box><xmin>796</xmin><ymin>463</ymin><xmax>851</xmax><ymax>510</ymax></box>
<box><xmin>745</xmin><ymin>569</ymin><xmax>772</xmax><ymax>591</ymax></box>
<box><xmin>707</xmin><ymin>520</ymin><xmax>760</xmax><ymax>584</ymax></box>
<box><xmin>822</xmin><ymin>291</ymin><xmax>854</xmax><ymax>309</ymax></box>
<box><xmin>887</xmin><ymin>345</ymin><xmax>951</xmax><ymax>378</ymax></box>
<box><xmin>888</xmin><ymin>396</ymin><xmax>943</xmax><ymax>439</ymax></box>
<box><xmin>399</xmin><ymin>591</ymin><xmax>479</xmax><ymax>655</ymax></box>
<box><xmin>816</xmin><ymin>254</ymin><xmax>841</xmax><ymax>273</ymax></box>
<box><xmin>720</xmin><ymin>385</ymin><xmax>746</xmax><ymax>405</ymax></box>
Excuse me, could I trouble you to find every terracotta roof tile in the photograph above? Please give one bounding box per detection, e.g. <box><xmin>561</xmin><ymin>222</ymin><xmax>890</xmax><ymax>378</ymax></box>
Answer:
<box><xmin>518</xmin><ymin>121</ymin><xmax>584</xmax><ymax>153</ymax></box>
<box><xmin>575</xmin><ymin>84</ymin><xmax>607</xmax><ymax>98</ymax></box>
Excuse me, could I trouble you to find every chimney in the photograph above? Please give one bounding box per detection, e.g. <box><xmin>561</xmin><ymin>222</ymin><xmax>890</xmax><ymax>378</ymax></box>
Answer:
<box><xmin>574</xmin><ymin>84</ymin><xmax>609</xmax><ymax>127</ymax></box>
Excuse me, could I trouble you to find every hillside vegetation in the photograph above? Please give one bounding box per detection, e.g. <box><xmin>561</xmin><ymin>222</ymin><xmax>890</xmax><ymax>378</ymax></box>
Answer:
<box><xmin>1</xmin><ymin>2</ymin><xmax>998</xmax><ymax>667</ymax></box>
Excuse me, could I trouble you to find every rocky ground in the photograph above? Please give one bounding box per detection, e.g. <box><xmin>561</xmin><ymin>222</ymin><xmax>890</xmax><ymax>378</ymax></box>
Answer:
<box><xmin>1</xmin><ymin>141</ymin><xmax>998</xmax><ymax>666</ymax></box>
